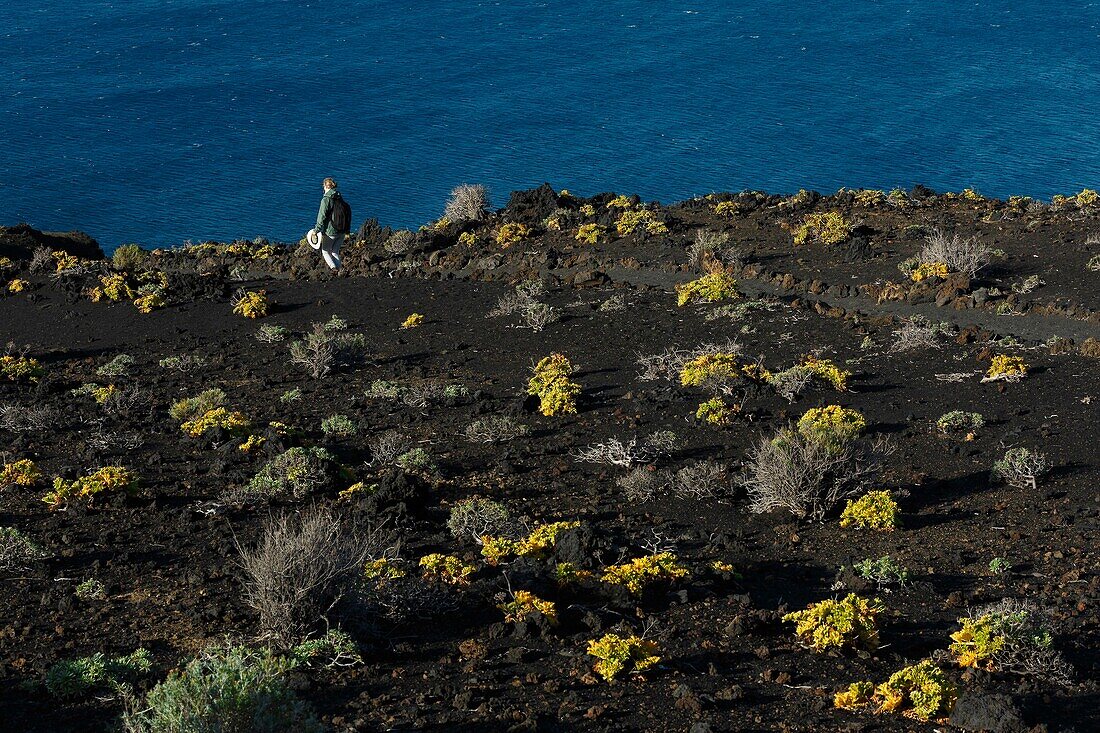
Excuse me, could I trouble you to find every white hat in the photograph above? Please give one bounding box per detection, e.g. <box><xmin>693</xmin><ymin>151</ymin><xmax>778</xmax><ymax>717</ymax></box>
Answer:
<box><xmin>306</xmin><ymin>229</ymin><xmax>322</xmax><ymax>249</ymax></box>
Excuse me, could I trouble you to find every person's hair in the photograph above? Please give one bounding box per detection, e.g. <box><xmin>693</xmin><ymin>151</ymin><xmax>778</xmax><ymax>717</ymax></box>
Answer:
<box><xmin>323</xmin><ymin>177</ymin><xmax>338</xmax><ymax>190</ymax></box>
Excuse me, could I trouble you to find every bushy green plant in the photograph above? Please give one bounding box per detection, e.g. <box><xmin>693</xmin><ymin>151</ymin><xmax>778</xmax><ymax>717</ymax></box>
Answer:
<box><xmin>835</xmin><ymin>659</ymin><xmax>957</xmax><ymax>722</ymax></box>
<box><xmin>46</xmin><ymin>648</ymin><xmax>151</xmax><ymax>698</ymax></box>
<box><xmin>936</xmin><ymin>411</ymin><xmax>984</xmax><ymax>435</ymax></box>
<box><xmin>0</xmin><ymin>354</ymin><xmax>44</xmax><ymax>382</ymax></box>
<box><xmin>169</xmin><ymin>388</ymin><xmax>227</xmax><ymax>422</ymax></box>
<box><xmin>852</xmin><ymin>556</ymin><xmax>909</xmax><ymax>587</ymax></box>
<box><xmin>97</xmin><ymin>353</ymin><xmax>134</xmax><ymax>378</ymax></box>
<box><xmin>320</xmin><ymin>414</ymin><xmax>356</xmax><ymax>438</ymax></box>
<box><xmin>0</xmin><ymin>458</ymin><xmax>41</xmax><ymax>488</ymax></box>
<box><xmin>948</xmin><ymin>600</ymin><xmax>1070</xmax><ymax>682</ymax></box>
<box><xmin>245</xmin><ymin>447</ymin><xmax>335</xmax><ymax>500</ymax></box>
<box><xmin>289</xmin><ymin>629</ymin><xmax>362</xmax><ymax>669</ymax></box>
<box><xmin>783</xmin><ymin>593</ymin><xmax>882</xmax><ymax>651</ymax></box>
<box><xmin>122</xmin><ymin>644</ymin><xmax>322</xmax><ymax>733</ymax></box>
<box><xmin>396</xmin><ymin>447</ymin><xmax>435</xmax><ymax>474</ymax></box>
<box><xmin>499</xmin><ymin>591</ymin><xmax>558</xmax><ymax>625</ymax></box>
<box><xmin>232</xmin><ymin>290</ymin><xmax>269</xmax><ymax>319</ymax></box>
<box><xmin>0</xmin><ymin>526</ymin><xmax>48</xmax><ymax>571</ymax></box>
<box><xmin>792</xmin><ymin>212</ymin><xmax>851</xmax><ymax>245</ymax></box>
<box><xmin>76</xmin><ymin>578</ymin><xmax>107</xmax><ymax>600</ymax></box>
<box><xmin>112</xmin><ymin>244</ymin><xmax>147</xmax><ymax>271</ymax></box>
<box><xmin>447</xmin><ymin>498</ymin><xmax>513</xmax><ymax>541</ymax></box>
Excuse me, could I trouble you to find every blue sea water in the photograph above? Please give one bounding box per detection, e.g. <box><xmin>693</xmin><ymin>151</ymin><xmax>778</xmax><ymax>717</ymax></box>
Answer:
<box><xmin>2</xmin><ymin>1</ymin><xmax>1100</xmax><ymax>252</ymax></box>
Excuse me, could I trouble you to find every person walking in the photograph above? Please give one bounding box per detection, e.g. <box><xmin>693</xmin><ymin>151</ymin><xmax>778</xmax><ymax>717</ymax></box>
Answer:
<box><xmin>307</xmin><ymin>177</ymin><xmax>351</xmax><ymax>270</ymax></box>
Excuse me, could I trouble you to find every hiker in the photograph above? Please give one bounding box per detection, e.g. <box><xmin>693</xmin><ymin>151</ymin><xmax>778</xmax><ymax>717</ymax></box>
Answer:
<box><xmin>307</xmin><ymin>177</ymin><xmax>351</xmax><ymax>270</ymax></box>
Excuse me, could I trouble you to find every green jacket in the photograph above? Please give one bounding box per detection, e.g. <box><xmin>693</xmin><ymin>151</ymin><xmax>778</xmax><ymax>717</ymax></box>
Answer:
<box><xmin>315</xmin><ymin>189</ymin><xmax>340</xmax><ymax>237</ymax></box>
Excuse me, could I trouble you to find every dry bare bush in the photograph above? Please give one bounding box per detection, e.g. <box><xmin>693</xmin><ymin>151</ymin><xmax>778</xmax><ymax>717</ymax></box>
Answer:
<box><xmin>688</xmin><ymin>230</ymin><xmax>731</xmax><ymax>271</ymax></box>
<box><xmin>573</xmin><ymin>431</ymin><xmax>678</xmax><ymax>467</ymax></box>
<box><xmin>100</xmin><ymin>385</ymin><xmax>146</xmax><ymax>419</ymax></box>
<box><xmin>919</xmin><ymin>228</ymin><xmax>991</xmax><ymax>278</ymax></box>
<box><xmin>463</xmin><ymin>415</ymin><xmax>528</xmax><ymax>444</ymax></box>
<box><xmin>368</xmin><ymin>430</ymin><xmax>413</xmax><ymax>468</ymax></box>
<box><xmin>766</xmin><ymin>366</ymin><xmax>815</xmax><ymax>403</ymax></box>
<box><xmin>743</xmin><ymin>430</ymin><xmax>876</xmax><ymax>520</ymax></box>
<box><xmin>237</xmin><ymin>508</ymin><xmax>389</xmax><ymax>645</ymax></box>
<box><xmin>671</xmin><ymin>461</ymin><xmax>728</xmax><ymax>500</ymax></box>
<box><xmin>29</xmin><ymin>246</ymin><xmax>53</xmax><ymax>273</ymax></box>
<box><xmin>0</xmin><ymin>403</ymin><xmax>55</xmax><ymax>433</ymax></box>
<box><xmin>0</xmin><ymin>526</ymin><xmax>48</xmax><ymax>572</ymax></box>
<box><xmin>289</xmin><ymin>324</ymin><xmax>336</xmax><ymax>378</ymax></box>
<box><xmin>991</xmin><ymin>447</ymin><xmax>1050</xmax><ymax>489</ymax></box>
<box><xmin>889</xmin><ymin>317</ymin><xmax>953</xmax><ymax>352</ymax></box>
<box><xmin>384</xmin><ymin>230</ymin><xmax>415</xmax><ymax>255</ymax></box>
<box><xmin>635</xmin><ymin>339</ymin><xmax>742</xmax><ymax>381</ymax></box>
<box><xmin>616</xmin><ymin>467</ymin><xmax>668</xmax><ymax>502</ymax></box>
<box><xmin>446</xmin><ymin>498</ymin><xmax>518</xmax><ymax>542</ymax></box>
<box><xmin>444</xmin><ymin>184</ymin><xmax>490</xmax><ymax>222</ymax></box>
<box><xmin>488</xmin><ymin>280</ymin><xmax>557</xmax><ymax>332</ymax></box>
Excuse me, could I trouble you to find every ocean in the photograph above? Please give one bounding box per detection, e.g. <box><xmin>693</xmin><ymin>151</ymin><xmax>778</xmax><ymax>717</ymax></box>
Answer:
<box><xmin>2</xmin><ymin>1</ymin><xmax>1100</xmax><ymax>251</ymax></box>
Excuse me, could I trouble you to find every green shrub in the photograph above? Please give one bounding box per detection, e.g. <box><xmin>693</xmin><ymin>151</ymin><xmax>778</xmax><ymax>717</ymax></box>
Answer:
<box><xmin>0</xmin><ymin>526</ymin><xmax>48</xmax><ymax>571</ymax></box>
<box><xmin>936</xmin><ymin>411</ymin><xmax>985</xmax><ymax>435</ymax></box>
<box><xmin>122</xmin><ymin>645</ymin><xmax>321</xmax><ymax>733</ymax></box>
<box><xmin>97</xmin><ymin>354</ymin><xmax>135</xmax><ymax>378</ymax></box>
<box><xmin>169</xmin><ymin>388</ymin><xmax>227</xmax><ymax>422</ymax></box>
<box><xmin>112</xmin><ymin>244</ymin><xmax>147</xmax><ymax>271</ymax></box>
<box><xmin>244</xmin><ymin>447</ymin><xmax>336</xmax><ymax>501</ymax></box>
<box><xmin>320</xmin><ymin>414</ymin><xmax>356</xmax><ymax>438</ymax></box>
<box><xmin>852</xmin><ymin>556</ymin><xmax>909</xmax><ymax>587</ymax></box>
<box><xmin>46</xmin><ymin>648</ymin><xmax>151</xmax><ymax>698</ymax></box>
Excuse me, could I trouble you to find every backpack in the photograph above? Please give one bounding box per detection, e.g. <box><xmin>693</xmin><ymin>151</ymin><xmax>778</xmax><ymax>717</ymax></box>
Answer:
<box><xmin>328</xmin><ymin>192</ymin><xmax>352</xmax><ymax>234</ymax></box>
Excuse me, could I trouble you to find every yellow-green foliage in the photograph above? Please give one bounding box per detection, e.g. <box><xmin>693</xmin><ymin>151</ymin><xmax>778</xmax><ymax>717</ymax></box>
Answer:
<box><xmin>99</xmin><ymin>273</ymin><xmax>135</xmax><ymax>302</ymax></box>
<box><xmin>555</xmin><ymin>562</ymin><xmax>594</xmax><ymax>584</ymax></box>
<box><xmin>949</xmin><ymin>614</ymin><xmax>1005</xmax><ymax>669</ymax></box>
<box><xmin>679</xmin><ymin>353</ymin><xmax>739</xmax><ymax>387</ymax></box>
<box><xmin>43</xmin><ymin>467</ymin><xmax>137</xmax><ymax>508</ymax></box>
<box><xmin>695</xmin><ymin>397</ymin><xmax>736</xmax><ymax>426</ymax></box>
<box><xmin>401</xmin><ymin>313</ymin><xmax>424</xmax><ymax>329</ymax></box>
<box><xmin>499</xmin><ymin>591</ymin><xmax>558</xmax><ymax>625</ymax></box>
<box><xmin>8</xmin><ymin>278</ymin><xmax>28</xmax><ymax>293</ymax></box>
<box><xmin>481</xmin><ymin>520</ymin><xmax>581</xmax><ymax>564</ymax></box>
<box><xmin>675</xmin><ymin>268</ymin><xmax>739</xmax><ymax>306</ymax></box>
<box><xmin>169</xmin><ymin>388</ymin><xmax>226</xmax><ymax>422</ymax></box>
<box><xmin>0</xmin><ymin>355</ymin><xmax>44</xmax><ymax>382</ymax></box>
<box><xmin>840</xmin><ymin>491</ymin><xmax>899</xmax><ymax>531</ymax></box>
<box><xmin>800</xmin><ymin>356</ymin><xmax>850</xmax><ymax>391</ymax></box>
<box><xmin>180</xmin><ymin>407</ymin><xmax>249</xmax><ymax>438</ymax></box>
<box><xmin>853</xmin><ymin>189</ymin><xmax>885</xmax><ymax>206</ymax></box>
<box><xmin>418</xmin><ymin>553</ymin><xmax>476</xmax><ymax>584</ymax></box>
<box><xmin>91</xmin><ymin>385</ymin><xmax>118</xmax><ymax>404</ymax></box>
<box><xmin>600</xmin><ymin>553</ymin><xmax>689</xmax><ymax>596</ymax></box>
<box><xmin>579</xmin><ymin>203</ymin><xmax>596</xmax><ymax>217</ymax></box>
<box><xmin>238</xmin><ymin>434</ymin><xmax>266</xmax><ymax>454</ymax></box>
<box><xmin>52</xmin><ymin>250</ymin><xmax>79</xmax><ymax>271</ymax></box>
<box><xmin>1075</xmin><ymin>188</ymin><xmax>1099</xmax><ymax>206</ymax></box>
<box><xmin>496</xmin><ymin>222</ymin><xmax>530</xmax><ymax>247</ymax></box>
<box><xmin>797</xmin><ymin>405</ymin><xmax>866</xmax><ymax>448</ymax></box>
<box><xmin>958</xmin><ymin>188</ymin><xmax>984</xmax><ymax>202</ymax></box>
<box><xmin>527</xmin><ymin>353</ymin><xmax>581</xmax><ymax>416</ymax></box>
<box><xmin>133</xmin><ymin>293</ymin><xmax>165</xmax><ymax>313</ymax></box>
<box><xmin>363</xmin><ymin>558</ymin><xmax>406</xmax><ymax>580</ymax></box>
<box><xmin>586</xmin><ymin>634</ymin><xmax>660</xmax><ymax>682</ymax></box>
<box><xmin>615</xmin><ymin>209</ymin><xmax>668</xmax><ymax>237</ymax></box>
<box><xmin>1</xmin><ymin>459</ymin><xmax>41</xmax><ymax>488</ymax></box>
<box><xmin>876</xmin><ymin>660</ymin><xmax>957</xmax><ymax>721</ymax></box>
<box><xmin>984</xmin><ymin>355</ymin><xmax>1027</xmax><ymax>382</ymax></box>
<box><xmin>575</xmin><ymin>223</ymin><xmax>604</xmax><ymax>244</ymax></box>
<box><xmin>607</xmin><ymin>195</ymin><xmax>634</xmax><ymax>209</ymax></box>
<box><xmin>783</xmin><ymin>593</ymin><xmax>882</xmax><ymax>651</ymax></box>
<box><xmin>714</xmin><ymin>200</ymin><xmax>740</xmax><ymax>216</ymax></box>
<box><xmin>458</xmin><ymin>231</ymin><xmax>477</xmax><ymax>246</ymax></box>
<box><xmin>232</xmin><ymin>290</ymin><xmax>268</xmax><ymax>319</ymax></box>
<box><xmin>792</xmin><ymin>212</ymin><xmax>852</xmax><ymax>245</ymax></box>
<box><xmin>910</xmin><ymin>261</ymin><xmax>949</xmax><ymax>282</ymax></box>
<box><xmin>835</xmin><ymin>660</ymin><xmax>956</xmax><ymax>722</ymax></box>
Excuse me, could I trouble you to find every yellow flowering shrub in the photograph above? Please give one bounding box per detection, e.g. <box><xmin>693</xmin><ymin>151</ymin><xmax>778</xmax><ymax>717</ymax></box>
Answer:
<box><xmin>575</xmin><ymin>223</ymin><xmax>604</xmax><ymax>244</ymax></box>
<box><xmin>797</xmin><ymin>405</ymin><xmax>866</xmax><ymax>448</ymax></box>
<box><xmin>615</xmin><ymin>209</ymin><xmax>668</xmax><ymax>237</ymax></box>
<box><xmin>586</xmin><ymin>634</ymin><xmax>660</xmax><ymax>682</ymax></box>
<box><xmin>232</xmin><ymin>290</ymin><xmax>268</xmax><ymax>319</ymax></box>
<box><xmin>480</xmin><ymin>535</ymin><xmax>519</xmax><ymax>566</ymax></box>
<box><xmin>91</xmin><ymin>385</ymin><xmax>118</xmax><ymax>404</ymax></box>
<box><xmin>0</xmin><ymin>459</ymin><xmax>42</xmax><ymax>488</ymax></box>
<box><xmin>600</xmin><ymin>553</ymin><xmax>689</xmax><ymax>596</ymax></box>
<box><xmin>480</xmin><ymin>520</ymin><xmax>581</xmax><ymax>564</ymax></box>
<box><xmin>180</xmin><ymin>407</ymin><xmax>250</xmax><ymax>438</ymax></box>
<box><xmin>840</xmin><ymin>491</ymin><xmax>899</xmax><ymax>530</ymax></box>
<box><xmin>363</xmin><ymin>558</ymin><xmax>406</xmax><ymax>580</ymax></box>
<box><xmin>42</xmin><ymin>467</ymin><xmax>137</xmax><ymax>508</ymax></box>
<box><xmin>675</xmin><ymin>268</ymin><xmax>739</xmax><ymax>306</ymax></box>
<box><xmin>496</xmin><ymin>222</ymin><xmax>530</xmax><ymax>247</ymax></box>
<box><xmin>782</xmin><ymin>593</ymin><xmax>882</xmax><ymax>651</ymax></box>
<box><xmin>555</xmin><ymin>562</ymin><xmax>594</xmax><ymax>584</ymax></box>
<box><xmin>982</xmin><ymin>355</ymin><xmax>1027</xmax><ymax>383</ymax></box>
<box><xmin>800</xmin><ymin>356</ymin><xmax>850</xmax><ymax>391</ymax></box>
<box><xmin>0</xmin><ymin>355</ymin><xmax>44</xmax><ymax>382</ymax></box>
<box><xmin>418</xmin><ymin>553</ymin><xmax>476</xmax><ymax>585</ymax></box>
<box><xmin>792</xmin><ymin>212</ymin><xmax>851</xmax><ymax>245</ymax></box>
<box><xmin>579</xmin><ymin>203</ymin><xmax>596</xmax><ymax>217</ymax></box>
<box><xmin>607</xmin><ymin>194</ymin><xmax>633</xmax><ymax>209</ymax></box>
<box><xmin>238</xmin><ymin>434</ymin><xmax>266</xmax><ymax>454</ymax></box>
<box><xmin>527</xmin><ymin>353</ymin><xmax>581</xmax><ymax>416</ymax></box>
<box><xmin>52</xmin><ymin>250</ymin><xmax>79</xmax><ymax>271</ymax></box>
<box><xmin>132</xmin><ymin>293</ymin><xmax>165</xmax><ymax>313</ymax></box>
<box><xmin>853</xmin><ymin>189</ymin><xmax>885</xmax><ymax>206</ymax></box>
<box><xmin>8</xmin><ymin>279</ymin><xmax>28</xmax><ymax>293</ymax></box>
<box><xmin>835</xmin><ymin>660</ymin><xmax>955</xmax><ymax>721</ymax></box>
<box><xmin>910</xmin><ymin>262</ymin><xmax>949</xmax><ymax>282</ymax></box>
<box><xmin>714</xmin><ymin>200</ymin><xmax>740</xmax><ymax>216</ymax></box>
<box><xmin>679</xmin><ymin>353</ymin><xmax>739</xmax><ymax>387</ymax></box>
<box><xmin>499</xmin><ymin>591</ymin><xmax>558</xmax><ymax>625</ymax></box>
<box><xmin>695</xmin><ymin>397</ymin><xmax>737</xmax><ymax>426</ymax></box>
<box><xmin>458</xmin><ymin>231</ymin><xmax>477</xmax><ymax>246</ymax></box>
<box><xmin>401</xmin><ymin>313</ymin><xmax>424</xmax><ymax>329</ymax></box>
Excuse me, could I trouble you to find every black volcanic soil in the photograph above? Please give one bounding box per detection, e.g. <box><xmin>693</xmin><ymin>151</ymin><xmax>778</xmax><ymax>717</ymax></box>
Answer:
<box><xmin>0</xmin><ymin>185</ymin><xmax>1097</xmax><ymax>733</ymax></box>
